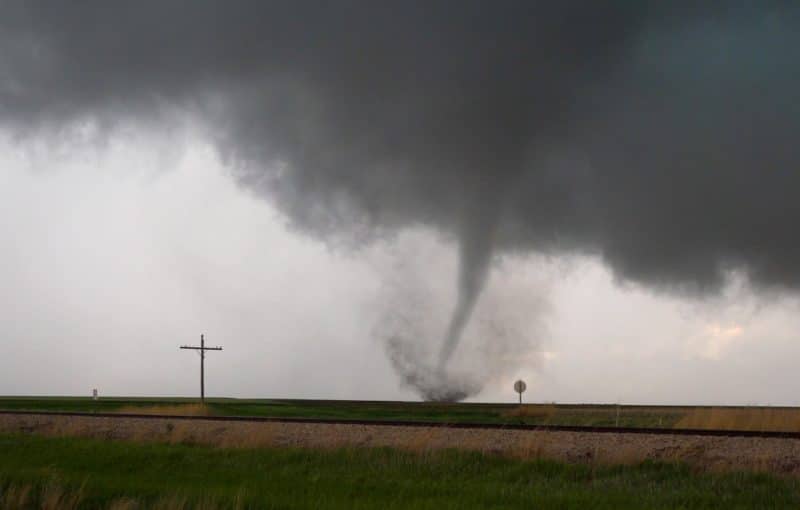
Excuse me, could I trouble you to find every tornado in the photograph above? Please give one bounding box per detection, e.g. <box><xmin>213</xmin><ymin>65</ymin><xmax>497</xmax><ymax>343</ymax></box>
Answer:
<box><xmin>438</xmin><ymin>194</ymin><xmax>502</xmax><ymax>369</ymax></box>
<box><xmin>439</xmin><ymin>223</ymin><xmax>494</xmax><ymax>368</ymax></box>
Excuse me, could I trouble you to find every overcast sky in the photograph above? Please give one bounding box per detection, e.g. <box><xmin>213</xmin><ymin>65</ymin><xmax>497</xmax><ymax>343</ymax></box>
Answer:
<box><xmin>2</xmin><ymin>3</ymin><xmax>799</xmax><ymax>404</ymax></box>
<box><xmin>3</xmin><ymin>128</ymin><xmax>800</xmax><ymax>405</ymax></box>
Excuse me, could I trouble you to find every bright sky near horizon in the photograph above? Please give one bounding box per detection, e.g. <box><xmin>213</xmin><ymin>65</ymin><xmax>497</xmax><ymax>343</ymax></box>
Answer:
<box><xmin>3</xmin><ymin>128</ymin><xmax>800</xmax><ymax>405</ymax></box>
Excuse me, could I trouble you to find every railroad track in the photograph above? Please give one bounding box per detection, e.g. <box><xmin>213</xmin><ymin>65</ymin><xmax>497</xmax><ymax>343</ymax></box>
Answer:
<box><xmin>3</xmin><ymin>409</ymin><xmax>800</xmax><ymax>439</ymax></box>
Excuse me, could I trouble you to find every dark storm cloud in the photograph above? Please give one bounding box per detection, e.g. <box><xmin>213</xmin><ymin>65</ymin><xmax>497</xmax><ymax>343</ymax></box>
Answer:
<box><xmin>2</xmin><ymin>2</ymin><xmax>799</xmax><ymax>394</ymax></box>
<box><xmin>4</xmin><ymin>1</ymin><xmax>797</xmax><ymax>288</ymax></box>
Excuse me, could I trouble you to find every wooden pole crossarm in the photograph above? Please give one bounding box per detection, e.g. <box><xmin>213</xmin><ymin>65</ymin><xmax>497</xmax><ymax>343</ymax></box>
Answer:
<box><xmin>180</xmin><ymin>334</ymin><xmax>223</xmax><ymax>403</ymax></box>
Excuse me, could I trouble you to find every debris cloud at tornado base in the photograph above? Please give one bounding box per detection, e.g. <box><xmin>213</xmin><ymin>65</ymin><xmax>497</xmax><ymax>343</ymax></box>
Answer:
<box><xmin>2</xmin><ymin>2</ymin><xmax>800</xmax><ymax>399</ymax></box>
<box><xmin>372</xmin><ymin>234</ymin><xmax>550</xmax><ymax>401</ymax></box>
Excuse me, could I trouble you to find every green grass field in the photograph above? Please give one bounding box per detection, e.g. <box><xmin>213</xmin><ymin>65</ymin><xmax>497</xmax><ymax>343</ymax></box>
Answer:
<box><xmin>0</xmin><ymin>397</ymin><xmax>688</xmax><ymax>428</ymax></box>
<box><xmin>5</xmin><ymin>397</ymin><xmax>800</xmax><ymax>432</ymax></box>
<box><xmin>1</xmin><ymin>433</ymin><xmax>798</xmax><ymax>509</ymax></box>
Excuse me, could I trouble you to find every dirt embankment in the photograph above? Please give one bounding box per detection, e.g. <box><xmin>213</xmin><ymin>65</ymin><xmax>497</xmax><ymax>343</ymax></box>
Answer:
<box><xmin>3</xmin><ymin>413</ymin><xmax>800</xmax><ymax>475</ymax></box>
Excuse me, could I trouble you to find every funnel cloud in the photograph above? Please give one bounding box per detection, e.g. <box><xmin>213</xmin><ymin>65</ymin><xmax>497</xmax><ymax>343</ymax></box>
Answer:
<box><xmin>2</xmin><ymin>2</ymin><xmax>799</xmax><ymax>399</ymax></box>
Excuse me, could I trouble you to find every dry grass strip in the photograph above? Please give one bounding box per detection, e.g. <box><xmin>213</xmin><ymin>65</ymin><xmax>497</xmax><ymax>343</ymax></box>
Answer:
<box><xmin>4</xmin><ymin>413</ymin><xmax>800</xmax><ymax>476</ymax></box>
<box><xmin>675</xmin><ymin>407</ymin><xmax>800</xmax><ymax>432</ymax></box>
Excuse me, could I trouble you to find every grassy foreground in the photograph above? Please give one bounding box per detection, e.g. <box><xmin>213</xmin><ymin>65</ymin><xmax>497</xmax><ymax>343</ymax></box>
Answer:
<box><xmin>1</xmin><ymin>434</ymin><xmax>799</xmax><ymax>509</ymax></box>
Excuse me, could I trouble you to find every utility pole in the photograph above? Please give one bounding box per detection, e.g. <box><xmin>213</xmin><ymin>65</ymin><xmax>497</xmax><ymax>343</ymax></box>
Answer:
<box><xmin>180</xmin><ymin>334</ymin><xmax>222</xmax><ymax>403</ymax></box>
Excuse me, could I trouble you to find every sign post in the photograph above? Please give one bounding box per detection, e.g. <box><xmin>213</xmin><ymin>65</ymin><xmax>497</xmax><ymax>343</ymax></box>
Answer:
<box><xmin>513</xmin><ymin>379</ymin><xmax>527</xmax><ymax>405</ymax></box>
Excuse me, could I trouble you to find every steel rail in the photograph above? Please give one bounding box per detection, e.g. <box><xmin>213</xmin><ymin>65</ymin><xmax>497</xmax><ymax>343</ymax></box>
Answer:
<box><xmin>3</xmin><ymin>409</ymin><xmax>800</xmax><ymax>439</ymax></box>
